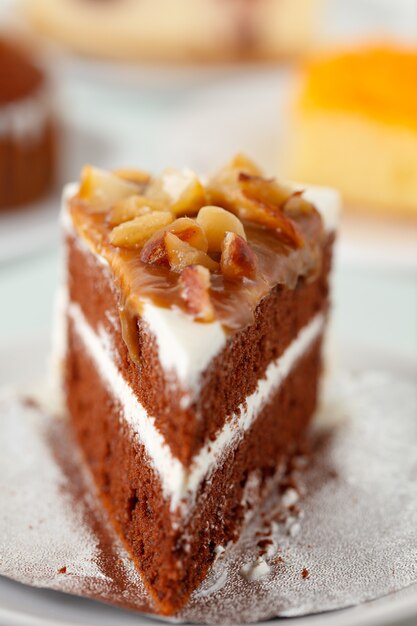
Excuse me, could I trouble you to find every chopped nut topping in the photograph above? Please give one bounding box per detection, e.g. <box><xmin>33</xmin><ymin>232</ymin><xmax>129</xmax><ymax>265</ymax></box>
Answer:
<box><xmin>167</xmin><ymin>217</ymin><xmax>208</xmax><ymax>252</ymax></box>
<box><xmin>282</xmin><ymin>190</ymin><xmax>315</xmax><ymax>215</ymax></box>
<box><xmin>141</xmin><ymin>230</ymin><xmax>217</xmax><ymax>272</ymax></box>
<box><xmin>221</xmin><ymin>232</ymin><xmax>257</xmax><ymax>280</ymax></box>
<box><xmin>164</xmin><ymin>232</ymin><xmax>219</xmax><ymax>273</ymax></box>
<box><xmin>238</xmin><ymin>172</ymin><xmax>291</xmax><ymax>208</ymax></box>
<box><xmin>196</xmin><ymin>205</ymin><xmax>246</xmax><ymax>252</ymax></box>
<box><xmin>180</xmin><ymin>265</ymin><xmax>214</xmax><ymax>322</ymax></box>
<box><xmin>140</xmin><ymin>231</ymin><xmax>171</xmax><ymax>267</ymax></box>
<box><xmin>112</xmin><ymin>168</ymin><xmax>151</xmax><ymax>186</ymax></box>
<box><xmin>229</xmin><ymin>153</ymin><xmax>263</xmax><ymax>176</ymax></box>
<box><xmin>72</xmin><ymin>153</ymin><xmax>322</xmax><ymax>326</ymax></box>
<box><xmin>79</xmin><ymin>165</ymin><xmax>141</xmax><ymax>212</ymax></box>
<box><xmin>108</xmin><ymin>196</ymin><xmax>166</xmax><ymax>226</ymax></box>
<box><xmin>109</xmin><ymin>212</ymin><xmax>173</xmax><ymax>248</ymax></box>
<box><xmin>146</xmin><ymin>168</ymin><xmax>206</xmax><ymax>216</ymax></box>
<box><xmin>238</xmin><ymin>173</ymin><xmax>304</xmax><ymax>248</ymax></box>
<box><xmin>140</xmin><ymin>218</ymin><xmax>208</xmax><ymax>266</ymax></box>
<box><xmin>207</xmin><ymin>156</ymin><xmax>307</xmax><ymax>248</ymax></box>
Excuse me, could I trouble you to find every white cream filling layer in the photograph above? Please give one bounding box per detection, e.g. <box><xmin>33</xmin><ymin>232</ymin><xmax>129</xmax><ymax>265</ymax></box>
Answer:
<box><xmin>0</xmin><ymin>86</ymin><xmax>51</xmax><ymax>140</ymax></box>
<box><xmin>141</xmin><ymin>303</ymin><xmax>226</xmax><ymax>396</ymax></box>
<box><xmin>68</xmin><ymin>301</ymin><xmax>324</xmax><ymax>515</ymax></box>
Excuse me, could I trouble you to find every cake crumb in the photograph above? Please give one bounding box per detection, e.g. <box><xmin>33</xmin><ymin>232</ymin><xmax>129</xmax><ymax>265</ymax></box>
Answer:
<box><xmin>302</xmin><ymin>567</ymin><xmax>310</xmax><ymax>579</ymax></box>
<box><xmin>272</xmin><ymin>555</ymin><xmax>285</xmax><ymax>565</ymax></box>
<box><xmin>57</xmin><ymin>566</ymin><xmax>67</xmax><ymax>574</ymax></box>
<box><xmin>288</xmin><ymin>522</ymin><xmax>301</xmax><ymax>537</ymax></box>
<box><xmin>257</xmin><ymin>538</ymin><xmax>274</xmax><ymax>557</ymax></box>
<box><xmin>281</xmin><ymin>488</ymin><xmax>299</xmax><ymax>508</ymax></box>
<box><xmin>257</xmin><ymin>539</ymin><xmax>273</xmax><ymax>549</ymax></box>
<box><xmin>21</xmin><ymin>396</ymin><xmax>40</xmax><ymax>410</ymax></box>
<box><xmin>289</xmin><ymin>503</ymin><xmax>301</xmax><ymax>517</ymax></box>
<box><xmin>240</xmin><ymin>557</ymin><xmax>271</xmax><ymax>581</ymax></box>
<box><xmin>214</xmin><ymin>545</ymin><xmax>225</xmax><ymax>555</ymax></box>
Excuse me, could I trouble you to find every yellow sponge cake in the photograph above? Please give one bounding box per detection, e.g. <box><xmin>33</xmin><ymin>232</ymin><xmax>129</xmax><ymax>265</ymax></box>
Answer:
<box><xmin>285</xmin><ymin>44</ymin><xmax>417</xmax><ymax>217</ymax></box>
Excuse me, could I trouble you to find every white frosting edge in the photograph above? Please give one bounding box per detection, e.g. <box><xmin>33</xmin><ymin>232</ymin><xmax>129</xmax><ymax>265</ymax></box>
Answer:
<box><xmin>67</xmin><ymin>301</ymin><xmax>324</xmax><ymax>515</ymax></box>
<box><xmin>141</xmin><ymin>303</ymin><xmax>226</xmax><ymax>398</ymax></box>
<box><xmin>0</xmin><ymin>86</ymin><xmax>52</xmax><ymax>140</ymax></box>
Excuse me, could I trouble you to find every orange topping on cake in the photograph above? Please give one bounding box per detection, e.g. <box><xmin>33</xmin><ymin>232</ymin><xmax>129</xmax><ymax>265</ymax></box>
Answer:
<box><xmin>299</xmin><ymin>43</ymin><xmax>417</xmax><ymax>130</ymax></box>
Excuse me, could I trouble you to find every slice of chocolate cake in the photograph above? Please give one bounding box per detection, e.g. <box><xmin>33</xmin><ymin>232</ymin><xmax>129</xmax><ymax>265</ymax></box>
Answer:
<box><xmin>59</xmin><ymin>154</ymin><xmax>339</xmax><ymax>615</ymax></box>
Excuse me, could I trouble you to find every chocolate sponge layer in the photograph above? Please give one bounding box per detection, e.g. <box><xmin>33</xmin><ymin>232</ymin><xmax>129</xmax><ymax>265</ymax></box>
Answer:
<box><xmin>66</xmin><ymin>234</ymin><xmax>333</xmax><ymax>466</ymax></box>
<box><xmin>66</xmin><ymin>314</ymin><xmax>323</xmax><ymax>614</ymax></box>
<box><xmin>64</xmin><ymin>227</ymin><xmax>333</xmax><ymax>614</ymax></box>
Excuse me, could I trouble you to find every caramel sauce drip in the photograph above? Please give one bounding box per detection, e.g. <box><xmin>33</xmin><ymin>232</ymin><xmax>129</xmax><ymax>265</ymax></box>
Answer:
<box><xmin>70</xmin><ymin>197</ymin><xmax>324</xmax><ymax>338</ymax></box>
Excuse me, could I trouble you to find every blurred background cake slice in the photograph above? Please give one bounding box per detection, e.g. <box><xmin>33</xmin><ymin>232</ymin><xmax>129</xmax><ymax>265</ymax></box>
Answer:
<box><xmin>20</xmin><ymin>0</ymin><xmax>322</xmax><ymax>63</ymax></box>
<box><xmin>0</xmin><ymin>34</ymin><xmax>56</xmax><ymax>210</ymax></box>
<box><xmin>284</xmin><ymin>43</ymin><xmax>417</xmax><ymax>217</ymax></box>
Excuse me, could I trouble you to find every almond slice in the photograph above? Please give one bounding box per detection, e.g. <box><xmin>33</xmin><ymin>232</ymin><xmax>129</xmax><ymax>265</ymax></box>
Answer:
<box><xmin>220</xmin><ymin>232</ymin><xmax>257</xmax><ymax>280</ymax></box>
<box><xmin>79</xmin><ymin>165</ymin><xmax>140</xmax><ymax>212</ymax></box>
<box><xmin>109</xmin><ymin>212</ymin><xmax>173</xmax><ymax>249</ymax></box>
<box><xmin>180</xmin><ymin>265</ymin><xmax>215</xmax><ymax>322</ymax></box>
<box><xmin>196</xmin><ymin>205</ymin><xmax>246</xmax><ymax>252</ymax></box>
<box><xmin>165</xmin><ymin>232</ymin><xmax>219</xmax><ymax>273</ymax></box>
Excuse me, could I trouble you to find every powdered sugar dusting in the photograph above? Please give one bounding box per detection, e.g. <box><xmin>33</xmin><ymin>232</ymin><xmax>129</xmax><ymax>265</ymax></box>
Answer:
<box><xmin>0</xmin><ymin>391</ymin><xmax>104</xmax><ymax>588</ymax></box>
<box><xmin>1</xmin><ymin>371</ymin><xmax>417</xmax><ymax>624</ymax></box>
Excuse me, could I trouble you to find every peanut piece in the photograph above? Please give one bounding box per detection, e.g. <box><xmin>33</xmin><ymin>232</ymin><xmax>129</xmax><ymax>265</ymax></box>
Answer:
<box><xmin>197</xmin><ymin>205</ymin><xmax>246</xmax><ymax>252</ymax></box>
<box><xmin>108</xmin><ymin>196</ymin><xmax>167</xmax><ymax>226</ymax></box>
<box><xmin>109</xmin><ymin>212</ymin><xmax>173</xmax><ymax>249</ymax></box>
<box><xmin>220</xmin><ymin>232</ymin><xmax>257</xmax><ymax>279</ymax></box>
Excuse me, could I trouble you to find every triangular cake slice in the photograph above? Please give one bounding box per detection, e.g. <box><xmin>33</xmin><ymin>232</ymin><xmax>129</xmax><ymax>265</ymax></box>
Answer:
<box><xmin>60</xmin><ymin>155</ymin><xmax>339</xmax><ymax>614</ymax></box>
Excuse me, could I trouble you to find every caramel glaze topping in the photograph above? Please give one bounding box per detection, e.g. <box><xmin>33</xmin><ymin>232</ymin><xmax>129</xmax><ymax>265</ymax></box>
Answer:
<box><xmin>69</xmin><ymin>155</ymin><xmax>324</xmax><ymax>362</ymax></box>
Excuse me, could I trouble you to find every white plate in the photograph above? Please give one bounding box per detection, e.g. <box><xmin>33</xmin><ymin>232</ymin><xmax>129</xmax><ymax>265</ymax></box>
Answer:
<box><xmin>1</xmin><ymin>578</ymin><xmax>417</xmax><ymax>626</ymax></box>
<box><xmin>0</xmin><ymin>335</ymin><xmax>417</xmax><ymax>626</ymax></box>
